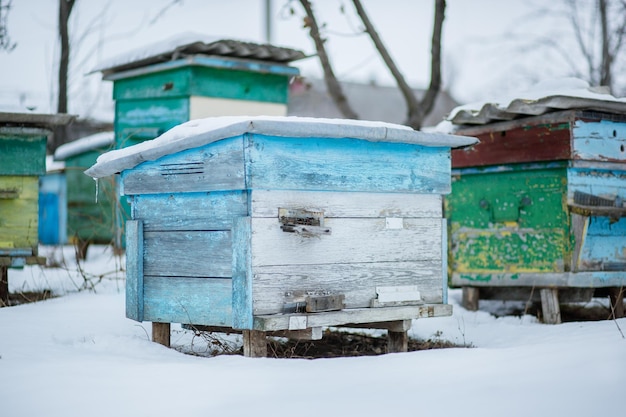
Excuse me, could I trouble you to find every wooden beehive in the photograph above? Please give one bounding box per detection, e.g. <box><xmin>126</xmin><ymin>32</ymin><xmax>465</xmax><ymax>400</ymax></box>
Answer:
<box><xmin>446</xmin><ymin>108</ymin><xmax>626</xmax><ymax>323</ymax></box>
<box><xmin>86</xmin><ymin>116</ymin><xmax>476</xmax><ymax>355</ymax></box>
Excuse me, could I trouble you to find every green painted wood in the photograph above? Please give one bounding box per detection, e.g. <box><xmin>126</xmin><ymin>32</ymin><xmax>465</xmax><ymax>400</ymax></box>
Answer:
<box><xmin>0</xmin><ymin>176</ymin><xmax>39</xmax><ymax>251</ymax></box>
<box><xmin>232</xmin><ymin>216</ymin><xmax>253</xmax><ymax>330</ymax></box>
<box><xmin>125</xmin><ymin>220</ymin><xmax>144</xmax><ymax>321</ymax></box>
<box><xmin>143</xmin><ymin>276</ymin><xmax>232</xmax><ymax>326</ymax></box>
<box><xmin>446</xmin><ymin>167</ymin><xmax>570</xmax><ymax>276</ymax></box>
<box><xmin>113</xmin><ymin>66</ymin><xmax>290</xmax><ymax>104</ymax></box>
<box><xmin>0</xmin><ymin>130</ymin><xmax>47</xmax><ymax>175</ymax></box>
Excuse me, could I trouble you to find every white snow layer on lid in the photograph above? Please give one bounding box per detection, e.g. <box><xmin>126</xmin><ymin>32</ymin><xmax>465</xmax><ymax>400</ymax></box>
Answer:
<box><xmin>85</xmin><ymin>115</ymin><xmax>478</xmax><ymax>178</ymax></box>
<box><xmin>436</xmin><ymin>77</ymin><xmax>626</xmax><ymax>132</ymax></box>
<box><xmin>54</xmin><ymin>131</ymin><xmax>114</xmax><ymax>161</ymax></box>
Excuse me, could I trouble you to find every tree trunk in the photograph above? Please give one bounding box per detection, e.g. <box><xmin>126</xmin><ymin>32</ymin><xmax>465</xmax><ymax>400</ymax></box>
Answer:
<box><xmin>57</xmin><ymin>0</ymin><xmax>75</xmax><ymax>115</ymax></box>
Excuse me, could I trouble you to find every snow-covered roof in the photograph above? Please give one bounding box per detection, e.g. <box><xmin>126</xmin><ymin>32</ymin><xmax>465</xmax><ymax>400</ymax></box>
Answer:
<box><xmin>93</xmin><ymin>32</ymin><xmax>306</xmax><ymax>76</ymax></box>
<box><xmin>437</xmin><ymin>78</ymin><xmax>626</xmax><ymax>131</ymax></box>
<box><xmin>45</xmin><ymin>155</ymin><xmax>65</xmax><ymax>173</ymax></box>
<box><xmin>85</xmin><ymin>116</ymin><xmax>478</xmax><ymax>179</ymax></box>
<box><xmin>54</xmin><ymin>131</ymin><xmax>114</xmax><ymax>161</ymax></box>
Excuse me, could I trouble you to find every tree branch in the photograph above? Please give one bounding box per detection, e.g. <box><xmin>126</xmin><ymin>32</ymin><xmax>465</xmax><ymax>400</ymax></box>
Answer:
<box><xmin>298</xmin><ymin>0</ymin><xmax>359</xmax><ymax>119</ymax></box>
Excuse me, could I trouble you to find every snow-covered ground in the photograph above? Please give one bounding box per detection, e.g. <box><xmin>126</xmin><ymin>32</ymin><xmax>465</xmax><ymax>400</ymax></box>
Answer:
<box><xmin>1</xmin><ymin>245</ymin><xmax>624</xmax><ymax>417</ymax></box>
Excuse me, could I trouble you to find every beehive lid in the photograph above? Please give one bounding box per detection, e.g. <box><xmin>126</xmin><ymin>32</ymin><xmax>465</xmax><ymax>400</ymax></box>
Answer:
<box><xmin>85</xmin><ymin>116</ymin><xmax>477</xmax><ymax>179</ymax></box>
<box><xmin>54</xmin><ymin>131</ymin><xmax>114</xmax><ymax>161</ymax></box>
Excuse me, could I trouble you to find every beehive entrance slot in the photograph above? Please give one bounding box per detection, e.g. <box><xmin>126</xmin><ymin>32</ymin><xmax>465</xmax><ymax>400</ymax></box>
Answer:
<box><xmin>279</xmin><ymin>208</ymin><xmax>331</xmax><ymax>235</ymax></box>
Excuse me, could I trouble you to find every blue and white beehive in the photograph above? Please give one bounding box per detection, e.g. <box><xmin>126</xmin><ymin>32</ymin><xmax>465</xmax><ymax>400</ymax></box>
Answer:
<box><xmin>86</xmin><ymin>116</ymin><xmax>476</xmax><ymax>355</ymax></box>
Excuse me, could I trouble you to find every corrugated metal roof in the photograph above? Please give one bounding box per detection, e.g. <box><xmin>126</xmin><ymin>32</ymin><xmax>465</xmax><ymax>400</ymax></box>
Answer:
<box><xmin>445</xmin><ymin>79</ymin><xmax>626</xmax><ymax>126</ymax></box>
<box><xmin>95</xmin><ymin>34</ymin><xmax>306</xmax><ymax>77</ymax></box>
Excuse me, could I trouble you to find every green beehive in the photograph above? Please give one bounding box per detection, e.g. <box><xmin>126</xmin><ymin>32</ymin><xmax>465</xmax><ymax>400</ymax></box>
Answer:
<box><xmin>95</xmin><ymin>35</ymin><xmax>305</xmax><ymax>246</ymax></box>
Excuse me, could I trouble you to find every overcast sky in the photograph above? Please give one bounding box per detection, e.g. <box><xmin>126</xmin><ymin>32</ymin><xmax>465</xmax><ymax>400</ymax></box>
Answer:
<box><xmin>0</xmin><ymin>0</ymin><xmax>582</xmax><ymax>120</ymax></box>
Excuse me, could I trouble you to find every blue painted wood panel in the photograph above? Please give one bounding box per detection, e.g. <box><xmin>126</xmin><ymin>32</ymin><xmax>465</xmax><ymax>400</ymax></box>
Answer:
<box><xmin>579</xmin><ymin>217</ymin><xmax>626</xmax><ymax>269</ymax></box>
<box><xmin>568</xmin><ymin>167</ymin><xmax>626</xmax><ymax>201</ymax></box>
<box><xmin>143</xmin><ymin>276</ymin><xmax>232</xmax><ymax>326</ymax></box>
<box><xmin>232</xmin><ymin>216</ymin><xmax>253</xmax><ymax>329</ymax></box>
<box><xmin>244</xmin><ymin>134</ymin><xmax>451</xmax><ymax>194</ymax></box>
<box><xmin>131</xmin><ymin>190</ymin><xmax>248</xmax><ymax>230</ymax></box>
<box><xmin>573</xmin><ymin>119</ymin><xmax>626</xmax><ymax>163</ymax></box>
<box><xmin>126</xmin><ymin>220</ymin><xmax>144</xmax><ymax>321</ymax></box>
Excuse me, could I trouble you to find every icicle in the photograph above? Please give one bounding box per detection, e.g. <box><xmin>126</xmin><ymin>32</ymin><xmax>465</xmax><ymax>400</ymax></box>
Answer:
<box><xmin>94</xmin><ymin>178</ymin><xmax>99</xmax><ymax>203</ymax></box>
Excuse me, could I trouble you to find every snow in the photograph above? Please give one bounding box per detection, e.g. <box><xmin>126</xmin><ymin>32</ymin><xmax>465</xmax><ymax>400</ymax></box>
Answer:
<box><xmin>1</xmin><ymin>245</ymin><xmax>624</xmax><ymax>417</ymax></box>
<box><xmin>84</xmin><ymin>115</ymin><xmax>478</xmax><ymax>178</ymax></box>
<box><xmin>53</xmin><ymin>131</ymin><xmax>114</xmax><ymax>162</ymax></box>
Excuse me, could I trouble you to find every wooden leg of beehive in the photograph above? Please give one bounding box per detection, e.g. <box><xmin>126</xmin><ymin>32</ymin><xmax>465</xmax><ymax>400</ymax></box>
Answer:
<box><xmin>387</xmin><ymin>330</ymin><xmax>408</xmax><ymax>353</ymax></box>
<box><xmin>243</xmin><ymin>330</ymin><xmax>267</xmax><ymax>357</ymax></box>
<box><xmin>0</xmin><ymin>266</ymin><xmax>8</xmax><ymax>307</ymax></box>
<box><xmin>609</xmin><ymin>287</ymin><xmax>624</xmax><ymax>319</ymax></box>
<box><xmin>462</xmin><ymin>287</ymin><xmax>480</xmax><ymax>311</ymax></box>
<box><xmin>540</xmin><ymin>288</ymin><xmax>561</xmax><ymax>324</ymax></box>
<box><xmin>152</xmin><ymin>322</ymin><xmax>171</xmax><ymax>347</ymax></box>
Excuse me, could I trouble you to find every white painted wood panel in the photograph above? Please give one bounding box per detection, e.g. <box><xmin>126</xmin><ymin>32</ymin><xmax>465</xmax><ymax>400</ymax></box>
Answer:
<box><xmin>190</xmin><ymin>96</ymin><xmax>287</xmax><ymax>119</ymax></box>
<box><xmin>250</xmin><ymin>190</ymin><xmax>442</xmax><ymax>218</ymax></box>
<box><xmin>250</xmin><ymin>217</ymin><xmax>442</xmax><ymax>266</ymax></box>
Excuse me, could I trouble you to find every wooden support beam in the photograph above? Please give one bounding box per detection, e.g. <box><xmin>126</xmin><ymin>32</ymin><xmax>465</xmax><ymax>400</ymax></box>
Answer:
<box><xmin>152</xmin><ymin>322</ymin><xmax>171</xmax><ymax>347</ymax></box>
<box><xmin>387</xmin><ymin>330</ymin><xmax>408</xmax><ymax>353</ymax></box>
<box><xmin>243</xmin><ymin>330</ymin><xmax>267</xmax><ymax>357</ymax></box>
<box><xmin>0</xmin><ymin>266</ymin><xmax>8</xmax><ymax>307</ymax></box>
<box><xmin>462</xmin><ymin>287</ymin><xmax>479</xmax><ymax>311</ymax></box>
<box><xmin>540</xmin><ymin>288</ymin><xmax>561</xmax><ymax>324</ymax></box>
<box><xmin>609</xmin><ymin>287</ymin><xmax>624</xmax><ymax>319</ymax></box>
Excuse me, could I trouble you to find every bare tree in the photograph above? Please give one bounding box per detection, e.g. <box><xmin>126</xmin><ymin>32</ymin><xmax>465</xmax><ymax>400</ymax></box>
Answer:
<box><xmin>58</xmin><ymin>0</ymin><xmax>76</xmax><ymax>114</ymax></box>
<box><xmin>0</xmin><ymin>0</ymin><xmax>16</xmax><ymax>52</ymax></box>
<box><xmin>297</xmin><ymin>0</ymin><xmax>446</xmax><ymax>130</ymax></box>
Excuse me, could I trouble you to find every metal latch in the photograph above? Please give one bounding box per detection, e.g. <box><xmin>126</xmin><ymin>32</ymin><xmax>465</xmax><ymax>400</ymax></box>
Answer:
<box><xmin>279</xmin><ymin>208</ymin><xmax>331</xmax><ymax>236</ymax></box>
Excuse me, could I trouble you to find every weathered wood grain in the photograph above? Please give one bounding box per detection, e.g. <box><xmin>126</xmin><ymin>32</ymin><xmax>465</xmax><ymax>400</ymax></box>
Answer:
<box><xmin>250</xmin><ymin>217</ymin><xmax>442</xmax><ymax>267</ymax></box>
<box><xmin>572</xmin><ymin>119</ymin><xmax>626</xmax><ymax>163</ymax></box>
<box><xmin>152</xmin><ymin>322</ymin><xmax>171</xmax><ymax>347</ymax></box>
<box><xmin>251</xmin><ymin>261</ymin><xmax>443</xmax><ymax>315</ymax></box>
<box><xmin>121</xmin><ymin>136</ymin><xmax>245</xmax><ymax>195</ymax></box>
<box><xmin>243</xmin><ymin>330</ymin><xmax>267</xmax><ymax>357</ymax></box>
<box><xmin>143</xmin><ymin>276</ymin><xmax>232</xmax><ymax>326</ymax></box>
<box><xmin>232</xmin><ymin>216</ymin><xmax>253</xmax><ymax>329</ymax></box>
<box><xmin>143</xmin><ymin>230</ymin><xmax>232</xmax><ymax>278</ymax></box>
<box><xmin>132</xmin><ymin>190</ymin><xmax>248</xmax><ymax>231</ymax></box>
<box><xmin>250</xmin><ymin>190</ymin><xmax>442</xmax><ymax>218</ymax></box>
<box><xmin>451</xmin><ymin>271</ymin><xmax>626</xmax><ymax>288</ymax></box>
<box><xmin>0</xmin><ymin>176</ymin><xmax>39</xmax><ymax>251</ymax></box>
<box><xmin>540</xmin><ymin>288</ymin><xmax>561</xmax><ymax>324</ymax></box>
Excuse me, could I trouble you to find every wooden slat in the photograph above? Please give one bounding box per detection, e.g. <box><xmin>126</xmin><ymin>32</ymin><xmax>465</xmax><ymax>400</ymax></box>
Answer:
<box><xmin>245</xmin><ymin>135</ymin><xmax>451</xmax><ymax>194</ymax></box>
<box><xmin>250</xmin><ymin>190</ymin><xmax>442</xmax><ymax>218</ymax></box>
<box><xmin>143</xmin><ymin>276</ymin><xmax>232</xmax><ymax>326</ymax></box>
<box><xmin>251</xmin><ymin>261</ymin><xmax>443</xmax><ymax>315</ymax></box>
<box><xmin>122</xmin><ymin>137</ymin><xmax>245</xmax><ymax>195</ymax></box>
<box><xmin>253</xmin><ymin>304</ymin><xmax>453</xmax><ymax>331</ymax></box>
<box><xmin>572</xmin><ymin>119</ymin><xmax>626</xmax><ymax>163</ymax></box>
<box><xmin>143</xmin><ymin>230</ymin><xmax>231</xmax><ymax>278</ymax></box>
<box><xmin>133</xmin><ymin>190</ymin><xmax>248</xmax><ymax>231</ymax></box>
<box><xmin>125</xmin><ymin>220</ymin><xmax>144</xmax><ymax>321</ymax></box>
<box><xmin>451</xmin><ymin>271</ymin><xmax>626</xmax><ymax>288</ymax></box>
<box><xmin>250</xmin><ymin>217</ymin><xmax>442</xmax><ymax>266</ymax></box>
<box><xmin>232</xmin><ymin>216</ymin><xmax>253</xmax><ymax>329</ymax></box>
<box><xmin>0</xmin><ymin>177</ymin><xmax>39</xmax><ymax>252</ymax></box>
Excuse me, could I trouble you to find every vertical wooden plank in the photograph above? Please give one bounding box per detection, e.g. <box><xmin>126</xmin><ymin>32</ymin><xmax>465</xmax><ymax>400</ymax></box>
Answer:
<box><xmin>0</xmin><ymin>266</ymin><xmax>8</xmax><ymax>306</ymax></box>
<box><xmin>232</xmin><ymin>216</ymin><xmax>253</xmax><ymax>329</ymax></box>
<box><xmin>540</xmin><ymin>288</ymin><xmax>562</xmax><ymax>324</ymax></box>
<box><xmin>462</xmin><ymin>287</ymin><xmax>480</xmax><ymax>311</ymax></box>
<box><xmin>243</xmin><ymin>330</ymin><xmax>267</xmax><ymax>357</ymax></box>
<box><xmin>570</xmin><ymin>213</ymin><xmax>589</xmax><ymax>272</ymax></box>
<box><xmin>609</xmin><ymin>287</ymin><xmax>624</xmax><ymax>319</ymax></box>
<box><xmin>387</xmin><ymin>331</ymin><xmax>408</xmax><ymax>353</ymax></box>
<box><xmin>125</xmin><ymin>220</ymin><xmax>144</xmax><ymax>321</ymax></box>
<box><xmin>442</xmin><ymin>218</ymin><xmax>448</xmax><ymax>304</ymax></box>
<box><xmin>152</xmin><ymin>322</ymin><xmax>171</xmax><ymax>347</ymax></box>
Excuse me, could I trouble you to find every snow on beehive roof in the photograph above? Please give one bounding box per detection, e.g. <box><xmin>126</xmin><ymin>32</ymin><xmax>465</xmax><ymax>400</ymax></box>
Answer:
<box><xmin>84</xmin><ymin>115</ymin><xmax>478</xmax><ymax>178</ymax></box>
<box><xmin>436</xmin><ymin>78</ymin><xmax>626</xmax><ymax>132</ymax></box>
<box><xmin>93</xmin><ymin>32</ymin><xmax>306</xmax><ymax>77</ymax></box>
<box><xmin>54</xmin><ymin>131</ymin><xmax>114</xmax><ymax>161</ymax></box>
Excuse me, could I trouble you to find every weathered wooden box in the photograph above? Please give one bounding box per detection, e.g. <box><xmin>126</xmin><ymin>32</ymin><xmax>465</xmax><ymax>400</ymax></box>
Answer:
<box><xmin>446</xmin><ymin>107</ymin><xmax>626</xmax><ymax>321</ymax></box>
<box><xmin>86</xmin><ymin>116</ymin><xmax>476</xmax><ymax>353</ymax></box>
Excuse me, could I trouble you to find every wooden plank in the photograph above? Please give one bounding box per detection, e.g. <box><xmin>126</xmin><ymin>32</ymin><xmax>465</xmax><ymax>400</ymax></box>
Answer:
<box><xmin>1</xmin><ymin>266</ymin><xmax>8</xmax><ymax>307</ymax></box>
<box><xmin>189</xmin><ymin>96</ymin><xmax>286</xmax><ymax>119</ymax></box>
<box><xmin>243</xmin><ymin>330</ymin><xmax>267</xmax><ymax>357</ymax></box>
<box><xmin>577</xmin><ymin>217</ymin><xmax>626</xmax><ymax>270</ymax></box>
<box><xmin>143</xmin><ymin>276</ymin><xmax>232</xmax><ymax>326</ymax></box>
<box><xmin>251</xmin><ymin>261</ymin><xmax>442</xmax><ymax>315</ymax></box>
<box><xmin>232</xmin><ymin>217</ymin><xmax>253</xmax><ymax>329</ymax></box>
<box><xmin>451</xmin><ymin>271</ymin><xmax>626</xmax><ymax>288</ymax></box>
<box><xmin>342</xmin><ymin>320</ymin><xmax>412</xmax><ymax>332</ymax></box>
<box><xmin>0</xmin><ymin>176</ymin><xmax>39</xmax><ymax>250</ymax></box>
<box><xmin>250</xmin><ymin>190</ymin><xmax>442</xmax><ymax>219</ymax></box>
<box><xmin>254</xmin><ymin>304</ymin><xmax>453</xmax><ymax>331</ymax></box>
<box><xmin>452</xmin><ymin>121</ymin><xmax>572</xmax><ymax>168</ymax></box>
<box><xmin>609</xmin><ymin>287</ymin><xmax>624</xmax><ymax>319</ymax></box>
<box><xmin>143</xmin><ymin>230</ymin><xmax>232</xmax><ymax>278</ymax></box>
<box><xmin>122</xmin><ymin>137</ymin><xmax>245</xmax><ymax>195</ymax></box>
<box><xmin>250</xmin><ymin>217</ymin><xmax>442</xmax><ymax>267</ymax></box>
<box><xmin>570</xmin><ymin>213</ymin><xmax>589</xmax><ymax>271</ymax></box>
<box><xmin>132</xmin><ymin>190</ymin><xmax>248</xmax><ymax>231</ymax></box>
<box><xmin>244</xmin><ymin>134</ymin><xmax>451</xmax><ymax>194</ymax></box>
<box><xmin>0</xmin><ymin>133</ymin><xmax>47</xmax><ymax>175</ymax></box>
<box><xmin>125</xmin><ymin>220</ymin><xmax>144</xmax><ymax>321</ymax></box>
<box><xmin>572</xmin><ymin>119</ymin><xmax>626</xmax><ymax>163</ymax></box>
<box><xmin>461</xmin><ymin>287</ymin><xmax>480</xmax><ymax>311</ymax></box>
<box><xmin>387</xmin><ymin>331</ymin><xmax>408</xmax><ymax>353</ymax></box>
<box><xmin>152</xmin><ymin>322</ymin><xmax>171</xmax><ymax>347</ymax></box>
<box><xmin>540</xmin><ymin>288</ymin><xmax>561</xmax><ymax>324</ymax></box>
